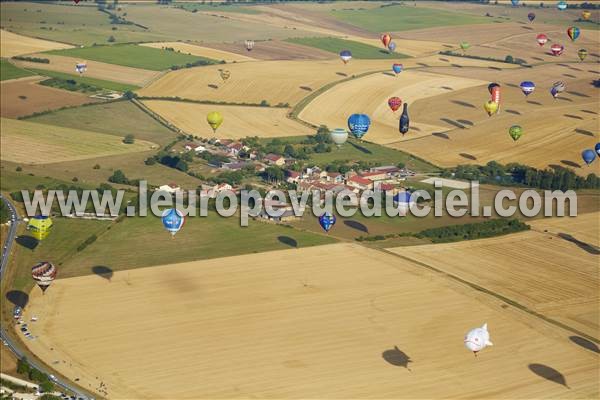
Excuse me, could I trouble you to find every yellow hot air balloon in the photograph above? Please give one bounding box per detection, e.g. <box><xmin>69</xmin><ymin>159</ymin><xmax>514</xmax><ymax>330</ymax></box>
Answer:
<box><xmin>219</xmin><ymin>69</ymin><xmax>231</xmax><ymax>83</ymax></box>
<box><xmin>578</xmin><ymin>48</ymin><xmax>588</xmax><ymax>61</ymax></box>
<box><xmin>581</xmin><ymin>10</ymin><xmax>591</xmax><ymax>21</ymax></box>
<box><xmin>206</xmin><ymin>112</ymin><xmax>223</xmax><ymax>133</ymax></box>
<box><xmin>483</xmin><ymin>100</ymin><xmax>498</xmax><ymax>116</ymax></box>
<box><xmin>27</xmin><ymin>215</ymin><xmax>53</xmax><ymax>241</ymax></box>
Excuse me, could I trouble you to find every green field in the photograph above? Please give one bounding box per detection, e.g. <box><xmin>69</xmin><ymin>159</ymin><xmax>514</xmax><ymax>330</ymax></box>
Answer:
<box><xmin>0</xmin><ymin>59</ymin><xmax>35</xmax><ymax>81</ymax></box>
<box><xmin>331</xmin><ymin>4</ymin><xmax>494</xmax><ymax>32</ymax></box>
<box><xmin>26</xmin><ymin>68</ymin><xmax>138</xmax><ymax>92</ymax></box>
<box><xmin>177</xmin><ymin>3</ymin><xmax>259</xmax><ymax>14</ymax></box>
<box><xmin>47</xmin><ymin>44</ymin><xmax>215</xmax><ymax>71</ymax></box>
<box><xmin>286</xmin><ymin>37</ymin><xmax>408</xmax><ymax>59</ymax></box>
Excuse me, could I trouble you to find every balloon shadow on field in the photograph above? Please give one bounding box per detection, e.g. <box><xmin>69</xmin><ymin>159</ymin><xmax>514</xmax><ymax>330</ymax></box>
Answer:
<box><xmin>344</xmin><ymin>220</ymin><xmax>368</xmax><ymax>233</ymax></box>
<box><xmin>382</xmin><ymin>347</ymin><xmax>412</xmax><ymax>371</ymax></box>
<box><xmin>450</xmin><ymin>64</ymin><xmax>462</xmax><ymax>68</ymax></box>
<box><xmin>207</xmin><ymin>84</ymin><xmax>219</xmax><ymax>90</ymax></box>
<box><xmin>521</xmin><ymin>26</ymin><xmax>533</xmax><ymax>30</ymax></box>
<box><xmin>277</xmin><ymin>236</ymin><xmax>297</xmax><ymax>249</ymax></box>
<box><xmin>531</xmin><ymin>57</ymin><xmax>545</xmax><ymax>62</ymax></box>
<box><xmin>593</xmin><ymin>79</ymin><xmax>600</xmax><ymax>88</ymax></box>
<box><xmin>562</xmin><ymin>74</ymin><xmax>577</xmax><ymax>79</ymax></box>
<box><xmin>411</xmin><ymin>126</ymin><xmax>421</xmax><ymax>132</ymax></box>
<box><xmin>299</xmin><ymin>86</ymin><xmax>312</xmax><ymax>92</ymax></box>
<box><xmin>440</xmin><ymin>118</ymin><xmax>466</xmax><ymax>129</ymax></box>
<box><xmin>382</xmin><ymin>72</ymin><xmax>396</xmax><ymax>77</ymax></box>
<box><xmin>432</xmin><ymin>132</ymin><xmax>450</xmax><ymax>140</ymax></box>
<box><xmin>442</xmin><ymin>44</ymin><xmax>453</xmax><ymax>49</ymax></box>
<box><xmin>336</xmin><ymin>72</ymin><xmax>348</xmax><ymax>77</ymax></box>
<box><xmin>439</xmin><ymin>57</ymin><xmax>449</xmax><ymax>62</ymax></box>
<box><xmin>557</xmin><ymin>233</ymin><xmax>600</xmax><ymax>255</ymax></box>
<box><xmin>488</xmin><ymin>66</ymin><xmax>502</xmax><ymax>71</ymax></box>
<box><xmin>556</xmin><ymin>97</ymin><xmax>573</xmax><ymax>102</ymax></box>
<box><xmin>457</xmin><ymin>119</ymin><xmax>473</xmax><ymax>126</ymax></box>
<box><xmin>569</xmin><ymin>336</ymin><xmax>600</xmax><ymax>354</ymax></box>
<box><xmin>505</xmin><ymin>109</ymin><xmax>521</xmax><ymax>115</ymax></box>
<box><xmin>580</xmin><ymin>109</ymin><xmax>597</xmax><ymax>115</ymax></box>
<box><xmin>527</xmin><ymin>100</ymin><xmax>542</xmax><ymax>106</ymax></box>
<box><xmin>505</xmin><ymin>83</ymin><xmax>519</xmax><ymax>88</ymax></box>
<box><xmin>440</xmin><ymin>86</ymin><xmax>453</xmax><ymax>91</ymax></box>
<box><xmin>417</xmin><ymin>63</ymin><xmax>429</xmax><ymax>67</ymax></box>
<box><xmin>574</xmin><ymin>128</ymin><xmax>594</xmax><ymax>137</ymax></box>
<box><xmin>568</xmin><ymin>66</ymin><xmax>583</xmax><ymax>72</ymax></box>
<box><xmin>451</xmin><ymin>100</ymin><xmax>476</xmax><ymax>109</ymax></box>
<box><xmin>528</xmin><ymin>364</ymin><xmax>570</xmax><ymax>389</ymax></box>
<box><xmin>459</xmin><ymin>153</ymin><xmax>477</xmax><ymax>160</ymax></box>
<box><xmin>6</xmin><ymin>290</ymin><xmax>29</xmax><ymax>309</ymax></box>
<box><xmin>15</xmin><ymin>235</ymin><xmax>38</xmax><ymax>250</ymax></box>
<box><xmin>92</xmin><ymin>266</ymin><xmax>114</xmax><ymax>282</ymax></box>
<box><xmin>348</xmin><ymin>141</ymin><xmax>372</xmax><ymax>154</ymax></box>
<box><xmin>565</xmin><ymin>91</ymin><xmax>589</xmax><ymax>98</ymax></box>
<box><xmin>564</xmin><ymin>114</ymin><xmax>583</xmax><ymax>120</ymax></box>
<box><xmin>557</xmin><ymin>63</ymin><xmax>570</xmax><ymax>68</ymax></box>
<box><xmin>561</xmin><ymin>160</ymin><xmax>581</xmax><ymax>169</ymax></box>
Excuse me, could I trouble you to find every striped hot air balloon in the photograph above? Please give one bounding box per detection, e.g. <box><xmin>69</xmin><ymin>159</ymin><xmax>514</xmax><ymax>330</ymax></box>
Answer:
<box><xmin>519</xmin><ymin>81</ymin><xmax>535</xmax><ymax>96</ymax></box>
<box><xmin>567</xmin><ymin>27</ymin><xmax>580</xmax><ymax>42</ymax></box>
<box><xmin>318</xmin><ymin>212</ymin><xmax>336</xmax><ymax>233</ymax></box>
<box><xmin>339</xmin><ymin>50</ymin><xmax>352</xmax><ymax>64</ymax></box>
<box><xmin>31</xmin><ymin>262</ymin><xmax>57</xmax><ymax>294</ymax></box>
<box><xmin>550</xmin><ymin>43</ymin><xmax>564</xmax><ymax>56</ymax></box>
<box><xmin>536</xmin><ymin>33</ymin><xmax>548</xmax><ymax>46</ymax></box>
<box><xmin>388</xmin><ymin>97</ymin><xmax>402</xmax><ymax>112</ymax></box>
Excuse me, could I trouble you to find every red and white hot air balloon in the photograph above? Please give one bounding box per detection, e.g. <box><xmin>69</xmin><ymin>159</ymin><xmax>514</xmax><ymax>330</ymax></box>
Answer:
<box><xmin>536</xmin><ymin>33</ymin><xmax>548</xmax><ymax>46</ymax></box>
<box><xmin>550</xmin><ymin>43</ymin><xmax>564</xmax><ymax>56</ymax></box>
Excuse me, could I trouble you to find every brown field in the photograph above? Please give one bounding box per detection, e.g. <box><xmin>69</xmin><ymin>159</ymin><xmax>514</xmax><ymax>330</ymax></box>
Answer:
<box><xmin>12</xmin><ymin>54</ymin><xmax>160</xmax><ymax>87</ymax></box>
<box><xmin>0</xmin><ymin>76</ymin><xmax>99</xmax><ymax>118</ymax></box>
<box><xmin>139</xmin><ymin>42</ymin><xmax>256</xmax><ymax>63</ymax></box>
<box><xmin>389</xmin><ymin>212</ymin><xmax>600</xmax><ymax>340</ymax></box>
<box><xmin>142</xmin><ymin>100</ymin><xmax>313</xmax><ymax>139</ymax></box>
<box><xmin>138</xmin><ymin>59</ymin><xmax>395</xmax><ymax>106</ymax></box>
<box><xmin>0</xmin><ymin>118</ymin><xmax>156</xmax><ymax>164</ymax></box>
<box><xmin>21</xmin><ymin>243</ymin><xmax>599</xmax><ymax>399</ymax></box>
<box><xmin>0</xmin><ymin>29</ymin><xmax>72</xmax><ymax>57</ymax></box>
<box><xmin>204</xmin><ymin>40</ymin><xmax>335</xmax><ymax>61</ymax></box>
<box><xmin>0</xmin><ymin>344</ymin><xmax>18</xmax><ymax>375</ymax></box>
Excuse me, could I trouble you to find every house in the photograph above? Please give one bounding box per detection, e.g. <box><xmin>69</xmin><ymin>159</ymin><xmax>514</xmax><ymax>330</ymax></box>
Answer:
<box><xmin>200</xmin><ymin>183</ymin><xmax>233</xmax><ymax>198</ymax></box>
<box><xmin>226</xmin><ymin>142</ymin><xmax>245</xmax><ymax>157</ymax></box>
<box><xmin>375</xmin><ymin>182</ymin><xmax>396</xmax><ymax>193</ymax></box>
<box><xmin>370</xmin><ymin>165</ymin><xmax>401</xmax><ymax>175</ymax></box>
<box><xmin>184</xmin><ymin>143</ymin><xmax>206</xmax><ymax>153</ymax></box>
<box><xmin>326</xmin><ymin>172</ymin><xmax>344</xmax><ymax>184</ymax></box>
<box><xmin>264</xmin><ymin>153</ymin><xmax>285</xmax><ymax>167</ymax></box>
<box><xmin>346</xmin><ymin>175</ymin><xmax>373</xmax><ymax>191</ymax></box>
<box><xmin>219</xmin><ymin>139</ymin><xmax>233</xmax><ymax>147</ymax></box>
<box><xmin>156</xmin><ymin>183</ymin><xmax>182</xmax><ymax>195</ymax></box>
<box><xmin>359</xmin><ymin>171</ymin><xmax>388</xmax><ymax>182</ymax></box>
<box><xmin>286</xmin><ymin>170</ymin><xmax>301</xmax><ymax>184</ymax></box>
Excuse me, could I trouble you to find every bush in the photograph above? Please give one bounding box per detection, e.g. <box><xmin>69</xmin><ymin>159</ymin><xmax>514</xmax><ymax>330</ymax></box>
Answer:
<box><xmin>39</xmin><ymin>381</ymin><xmax>54</xmax><ymax>393</ymax></box>
<box><xmin>124</xmin><ymin>90</ymin><xmax>137</xmax><ymax>100</ymax></box>
<box><xmin>108</xmin><ymin>169</ymin><xmax>128</xmax><ymax>184</ymax></box>
<box><xmin>12</xmin><ymin>55</ymin><xmax>50</xmax><ymax>63</ymax></box>
<box><xmin>77</xmin><ymin>234</ymin><xmax>98</xmax><ymax>252</ymax></box>
<box><xmin>504</xmin><ymin>55</ymin><xmax>514</xmax><ymax>63</ymax></box>
<box><xmin>93</xmin><ymin>164</ymin><xmax>101</xmax><ymax>169</ymax></box>
<box><xmin>107</xmin><ymin>35</ymin><xmax>116</xmax><ymax>42</ymax></box>
<box><xmin>417</xmin><ymin>219</ymin><xmax>529</xmax><ymax>243</ymax></box>
<box><xmin>16</xmin><ymin>166</ymin><xmax>22</xmax><ymax>172</ymax></box>
<box><xmin>123</xmin><ymin>134</ymin><xmax>135</xmax><ymax>144</ymax></box>
<box><xmin>72</xmin><ymin>177</ymin><xmax>78</xmax><ymax>182</ymax></box>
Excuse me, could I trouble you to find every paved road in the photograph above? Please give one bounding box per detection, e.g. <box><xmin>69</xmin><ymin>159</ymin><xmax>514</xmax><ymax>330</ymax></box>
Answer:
<box><xmin>0</xmin><ymin>194</ymin><xmax>93</xmax><ymax>400</ymax></box>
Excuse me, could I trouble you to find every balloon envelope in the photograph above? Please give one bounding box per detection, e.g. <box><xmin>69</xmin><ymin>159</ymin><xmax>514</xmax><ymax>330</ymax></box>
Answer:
<box><xmin>347</xmin><ymin>114</ymin><xmax>371</xmax><ymax>139</ymax></box>
<box><xmin>582</xmin><ymin>10</ymin><xmax>591</xmax><ymax>20</ymax></box>
<box><xmin>578</xmin><ymin>48</ymin><xmax>588</xmax><ymax>61</ymax></box>
<box><xmin>484</xmin><ymin>100</ymin><xmax>499</xmax><ymax>116</ymax></box>
<box><xmin>339</xmin><ymin>50</ymin><xmax>352</xmax><ymax>64</ymax></box>
<box><xmin>509</xmin><ymin>125</ymin><xmax>523</xmax><ymax>141</ymax></box>
<box><xmin>318</xmin><ymin>212</ymin><xmax>336</xmax><ymax>233</ymax></box>
<box><xmin>595</xmin><ymin>142</ymin><xmax>600</xmax><ymax>156</ymax></box>
<box><xmin>519</xmin><ymin>81</ymin><xmax>535</xmax><ymax>96</ymax></box>
<box><xmin>528</xmin><ymin>12</ymin><xmax>536</xmax><ymax>22</ymax></box>
<box><xmin>582</xmin><ymin>149</ymin><xmax>596</xmax><ymax>165</ymax></box>
<box><xmin>536</xmin><ymin>33</ymin><xmax>548</xmax><ymax>46</ymax></box>
<box><xmin>388</xmin><ymin>42</ymin><xmax>396</xmax><ymax>52</ymax></box>
<box><xmin>162</xmin><ymin>208</ymin><xmax>185</xmax><ymax>236</ymax></box>
<box><xmin>460</xmin><ymin>42</ymin><xmax>470</xmax><ymax>51</ymax></box>
<box><xmin>550</xmin><ymin>81</ymin><xmax>566</xmax><ymax>98</ymax></box>
<box><xmin>381</xmin><ymin>34</ymin><xmax>392</xmax><ymax>48</ymax></box>
<box><xmin>329</xmin><ymin>128</ymin><xmax>348</xmax><ymax>146</ymax></box>
<box><xmin>31</xmin><ymin>261</ymin><xmax>57</xmax><ymax>293</ymax></box>
<box><xmin>388</xmin><ymin>96</ymin><xmax>402</xmax><ymax>112</ymax></box>
<box><xmin>206</xmin><ymin>111</ymin><xmax>223</xmax><ymax>132</ymax></box>
<box><xmin>244</xmin><ymin>40</ymin><xmax>254</xmax><ymax>51</ymax></box>
<box><xmin>567</xmin><ymin>27</ymin><xmax>580</xmax><ymax>41</ymax></box>
<box><xmin>557</xmin><ymin>1</ymin><xmax>567</xmax><ymax>10</ymax></box>
<box><xmin>511</xmin><ymin>0</ymin><xmax>519</xmax><ymax>5</ymax></box>
<box><xmin>219</xmin><ymin>70</ymin><xmax>231</xmax><ymax>82</ymax></box>
<box><xmin>27</xmin><ymin>215</ymin><xmax>53</xmax><ymax>241</ymax></box>
<box><xmin>75</xmin><ymin>62</ymin><xmax>87</xmax><ymax>74</ymax></box>
<box><xmin>550</xmin><ymin>43</ymin><xmax>564</xmax><ymax>56</ymax></box>
<box><xmin>392</xmin><ymin>63</ymin><xmax>403</xmax><ymax>75</ymax></box>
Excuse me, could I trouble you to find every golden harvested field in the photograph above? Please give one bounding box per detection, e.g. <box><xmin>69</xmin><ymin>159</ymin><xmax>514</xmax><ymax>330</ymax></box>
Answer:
<box><xmin>389</xmin><ymin>212</ymin><xmax>600</xmax><ymax>340</ymax></box>
<box><xmin>140</xmin><ymin>42</ymin><xmax>255</xmax><ymax>63</ymax></box>
<box><xmin>205</xmin><ymin>40</ymin><xmax>336</xmax><ymax>61</ymax></box>
<box><xmin>143</xmin><ymin>100</ymin><xmax>312</xmax><ymax>139</ymax></box>
<box><xmin>12</xmin><ymin>54</ymin><xmax>160</xmax><ymax>86</ymax></box>
<box><xmin>0</xmin><ymin>29</ymin><xmax>72</xmax><ymax>57</ymax></box>
<box><xmin>0</xmin><ymin>77</ymin><xmax>98</xmax><ymax>118</ymax></box>
<box><xmin>0</xmin><ymin>118</ymin><xmax>156</xmax><ymax>164</ymax></box>
<box><xmin>138</xmin><ymin>59</ymin><xmax>395</xmax><ymax>106</ymax></box>
<box><xmin>21</xmin><ymin>243</ymin><xmax>599</xmax><ymax>399</ymax></box>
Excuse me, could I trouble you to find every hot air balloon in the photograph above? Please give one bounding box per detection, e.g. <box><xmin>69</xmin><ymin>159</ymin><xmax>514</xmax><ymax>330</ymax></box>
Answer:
<box><xmin>582</xmin><ymin>10</ymin><xmax>591</xmax><ymax>21</ymax></box>
<box><xmin>392</xmin><ymin>63</ymin><xmax>403</xmax><ymax>76</ymax></box>
<box><xmin>388</xmin><ymin>42</ymin><xmax>396</xmax><ymax>53</ymax></box>
<box><xmin>206</xmin><ymin>111</ymin><xmax>223</xmax><ymax>133</ymax></box>
<box><xmin>75</xmin><ymin>62</ymin><xmax>87</xmax><ymax>75</ymax></box>
<box><xmin>339</xmin><ymin>50</ymin><xmax>352</xmax><ymax>64</ymax></box>
<box><xmin>582</xmin><ymin>149</ymin><xmax>596</xmax><ymax>165</ymax></box>
<box><xmin>27</xmin><ymin>215</ymin><xmax>53</xmax><ymax>241</ymax></box>
<box><xmin>388</xmin><ymin>96</ymin><xmax>402</xmax><ymax>112</ymax></box>
<box><xmin>578</xmin><ymin>48</ymin><xmax>588</xmax><ymax>61</ymax></box>
<box><xmin>318</xmin><ymin>212</ymin><xmax>336</xmax><ymax>233</ymax></box>
<box><xmin>162</xmin><ymin>208</ymin><xmax>185</xmax><ymax>237</ymax></box>
<box><xmin>399</xmin><ymin>103</ymin><xmax>409</xmax><ymax>135</ymax></box>
<box><xmin>460</xmin><ymin>41</ymin><xmax>470</xmax><ymax>53</ymax></box>
<box><xmin>550</xmin><ymin>81</ymin><xmax>566</xmax><ymax>98</ymax></box>
<box><xmin>528</xmin><ymin>12</ymin><xmax>536</xmax><ymax>22</ymax></box>
<box><xmin>557</xmin><ymin>1</ymin><xmax>567</xmax><ymax>11</ymax></box>
<box><xmin>519</xmin><ymin>81</ymin><xmax>535</xmax><ymax>96</ymax></box>
<box><xmin>484</xmin><ymin>100</ymin><xmax>499</xmax><ymax>116</ymax></box>
<box><xmin>550</xmin><ymin>43</ymin><xmax>564</xmax><ymax>56</ymax></box>
<box><xmin>464</xmin><ymin>323</ymin><xmax>493</xmax><ymax>355</ymax></box>
<box><xmin>347</xmin><ymin>114</ymin><xmax>371</xmax><ymax>140</ymax></box>
<box><xmin>381</xmin><ymin>34</ymin><xmax>392</xmax><ymax>49</ymax></box>
<box><xmin>329</xmin><ymin>128</ymin><xmax>348</xmax><ymax>147</ymax></box>
<box><xmin>489</xmin><ymin>83</ymin><xmax>501</xmax><ymax>111</ymax></box>
<box><xmin>31</xmin><ymin>262</ymin><xmax>57</xmax><ymax>294</ymax></box>
<box><xmin>244</xmin><ymin>40</ymin><xmax>254</xmax><ymax>51</ymax></box>
<box><xmin>567</xmin><ymin>27</ymin><xmax>580</xmax><ymax>41</ymax></box>
<box><xmin>509</xmin><ymin>125</ymin><xmax>523</xmax><ymax>142</ymax></box>
<box><xmin>595</xmin><ymin>142</ymin><xmax>600</xmax><ymax>156</ymax></box>
<box><xmin>536</xmin><ymin>33</ymin><xmax>548</xmax><ymax>46</ymax></box>
<box><xmin>511</xmin><ymin>0</ymin><xmax>519</xmax><ymax>6</ymax></box>
<box><xmin>219</xmin><ymin>69</ymin><xmax>231</xmax><ymax>83</ymax></box>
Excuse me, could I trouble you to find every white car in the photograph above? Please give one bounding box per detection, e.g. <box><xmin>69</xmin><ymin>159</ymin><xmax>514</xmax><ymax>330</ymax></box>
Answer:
<box><xmin>49</xmin><ymin>374</ymin><xmax>58</xmax><ymax>382</ymax></box>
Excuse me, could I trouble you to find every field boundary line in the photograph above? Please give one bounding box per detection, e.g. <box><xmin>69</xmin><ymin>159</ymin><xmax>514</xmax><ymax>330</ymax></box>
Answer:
<box><xmin>373</xmin><ymin>244</ymin><xmax>600</xmax><ymax>344</ymax></box>
<box><xmin>130</xmin><ymin>98</ymin><xmax>186</xmax><ymax>135</ymax></box>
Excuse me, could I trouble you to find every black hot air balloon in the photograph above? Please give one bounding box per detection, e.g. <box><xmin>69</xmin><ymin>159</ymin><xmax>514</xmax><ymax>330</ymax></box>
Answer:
<box><xmin>399</xmin><ymin>103</ymin><xmax>410</xmax><ymax>135</ymax></box>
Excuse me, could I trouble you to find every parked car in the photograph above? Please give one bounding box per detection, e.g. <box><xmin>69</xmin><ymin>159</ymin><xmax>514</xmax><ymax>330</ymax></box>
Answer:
<box><xmin>13</xmin><ymin>306</ymin><xmax>22</xmax><ymax>319</ymax></box>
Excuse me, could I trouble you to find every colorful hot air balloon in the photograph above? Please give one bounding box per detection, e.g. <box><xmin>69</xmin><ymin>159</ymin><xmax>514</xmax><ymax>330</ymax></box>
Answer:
<box><xmin>484</xmin><ymin>100</ymin><xmax>499</xmax><ymax>116</ymax></box>
<box><xmin>567</xmin><ymin>27</ymin><xmax>580</xmax><ymax>41</ymax></box>
<box><xmin>536</xmin><ymin>33</ymin><xmax>548</xmax><ymax>46</ymax></box>
<box><xmin>244</xmin><ymin>40</ymin><xmax>254</xmax><ymax>51</ymax></box>
<box><xmin>392</xmin><ymin>63</ymin><xmax>403</xmax><ymax>76</ymax></box>
<box><xmin>519</xmin><ymin>81</ymin><xmax>535</xmax><ymax>96</ymax></box>
<box><xmin>399</xmin><ymin>103</ymin><xmax>409</xmax><ymax>135</ymax></box>
<box><xmin>578</xmin><ymin>48</ymin><xmax>588</xmax><ymax>61</ymax></box>
<box><xmin>489</xmin><ymin>83</ymin><xmax>501</xmax><ymax>111</ymax></box>
<box><xmin>31</xmin><ymin>262</ymin><xmax>57</xmax><ymax>294</ymax></box>
<box><xmin>550</xmin><ymin>81</ymin><xmax>566</xmax><ymax>98</ymax></box>
<box><xmin>388</xmin><ymin>96</ymin><xmax>402</xmax><ymax>112</ymax></box>
<box><xmin>347</xmin><ymin>114</ymin><xmax>371</xmax><ymax>140</ymax></box>
<box><xmin>511</xmin><ymin>0</ymin><xmax>519</xmax><ymax>6</ymax></box>
<box><xmin>582</xmin><ymin>10</ymin><xmax>591</xmax><ymax>21</ymax></box>
<box><xmin>27</xmin><ymin>215</ymin><xmax>53</xmax><ymax>241</ymax></box>
<box><xmin>509</xmin><ymin>125</ymin><xmax>523</xmax><ymax>142</ymax></box>
<box><xmin>339</xmin><ymin>50</ymin><xmax>352</xmax><ymax>64</ymax></box>
<box><xmin>75</xmin><ymin>62</ymin><xmax>87</xmax><ymax>75</ymax></box>
<box><xmin>380</xmin><ymin>34</ymin><xmax>392</xmax><ymax>49</ymax></box>
<box><xmin>206</xmin><ymin>111</ymin><xmax>223</xmax><ymax>132</ymax></box>
<box><xmin>595</xmin><ymin>142</ymin><xmax>600</xmax><ymax>156</ymax></box>
<box><xmin>528</xmin><ymin>12</ymin><xmax>536</xmax><ymax>22</ymax></box>
<box><xmin>582</xmin><ymin>149</ymin><xmax>596</xmax><ymax>165</ymax></box>
<box><xmin>162</xmin><ymin>208</ymin><xmax>185</xmax><ymax>237</ymax></box>
<box><xmin>557</xmin><ymin>1</ymin><xmax>567</xmax><ymax>11</ymax></box>
<box><xmin>318</xmin><ymin>212</ymin><xmax>336</xmax><ymax>233</ymax></box>
<box><xmin>550</xmin><ymin>43</ymin><xmax>564</xmax><ymax>56</ymax></box>
<box><xmin>388</xmin><ymin>42</ymin><xmax>396</xmax><ymax>53</ymax></box>
<box><xmin>219</xmin><ymin>69</ymin><xmax>231</xmax><ymax>83</ymax></box>
<box><xmin>329</xmin><ymin>128</ymin><xmax>348</xmax><ymax>147</ymax></box>
<box><xmin>460</xmin><ymin>42</ymin><xmax>470</xmax><ymax>53</ymax></box>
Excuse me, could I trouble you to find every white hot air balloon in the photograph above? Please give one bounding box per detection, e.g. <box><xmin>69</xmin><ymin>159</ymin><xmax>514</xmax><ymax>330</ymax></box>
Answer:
<box><xmin>329</xmin><ymin>128</ymin><xmax>348</xmax><ymax>147</ymax></box>
<box><xmin>464</xmin><ymin>323</ymin><xmax>493</xmax><ymax>355</ymax></box>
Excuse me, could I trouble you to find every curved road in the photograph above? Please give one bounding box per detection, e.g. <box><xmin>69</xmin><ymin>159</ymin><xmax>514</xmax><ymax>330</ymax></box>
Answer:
<box><xmin>0</xmin><ymin>194</ymin><xmax>93</xmax><ymax>400</ymax></box>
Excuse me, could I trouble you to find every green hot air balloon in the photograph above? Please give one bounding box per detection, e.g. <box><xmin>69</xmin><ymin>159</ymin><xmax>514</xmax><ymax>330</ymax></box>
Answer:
<box><xmin>460</xmin><ymin>42</ymin><xmax>471</xmax><ymax>53</ymax></box>
<box><xmin>509</xmin><ymin>125</ymin><xmax>523</xmax><ymax>142</ymax></box>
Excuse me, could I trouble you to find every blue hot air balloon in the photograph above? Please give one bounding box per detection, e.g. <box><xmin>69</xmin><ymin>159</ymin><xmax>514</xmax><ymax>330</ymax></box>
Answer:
<box><xmin>511</xmin><ymin>0</ymin><xmax>519</xmax><ymax>5</ymax></box>
<box><xmin>528</xmin><ymin>12</ymin><xmax>536</xmax><ymax>22</ymax></box>
<box><xmin>557</xmin><ymin>1</ymin><xmax>567</xmax><ymax>11</ymax></box>
<box><xmin>582</xmin><ymin>149</ymin><xmax>596</xmax><ymax>166</ymax></box>
<box><xmin>595</xmin><ymin>142</ymin><xmax>600</xmax><ymax>156</ymax></box>
<box><xmin>388</xmin><ymin>42</ymin><xmax>396</xmax><ymax>52</ymax></box>
<box><xmin>392</xmin><ymin>63</ymin><xmax>403</xmax><ymax>75</ymax></box>
<box><xmin>519</xmin><ymin>81</ymin><xmax>535</xmax><ymax>96</ymax></box>
<box><xmin>347</xmin><ymin>114</ymin><xmax>371</xmax><ymax>139</ymax></box>
<box><xmin>339</xmin><ymin>50</ymin><xmax>352</xmax><ymax>64</ymax></box>
<box><xmin>318</xmin><ymin>212</ymin><xmax>336</xmax><ymax>233</ymax></box>
<box><xmin>162</xmin><ymin>208</ymin><xmax>185</xmax><ymax>237</ymax></box>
